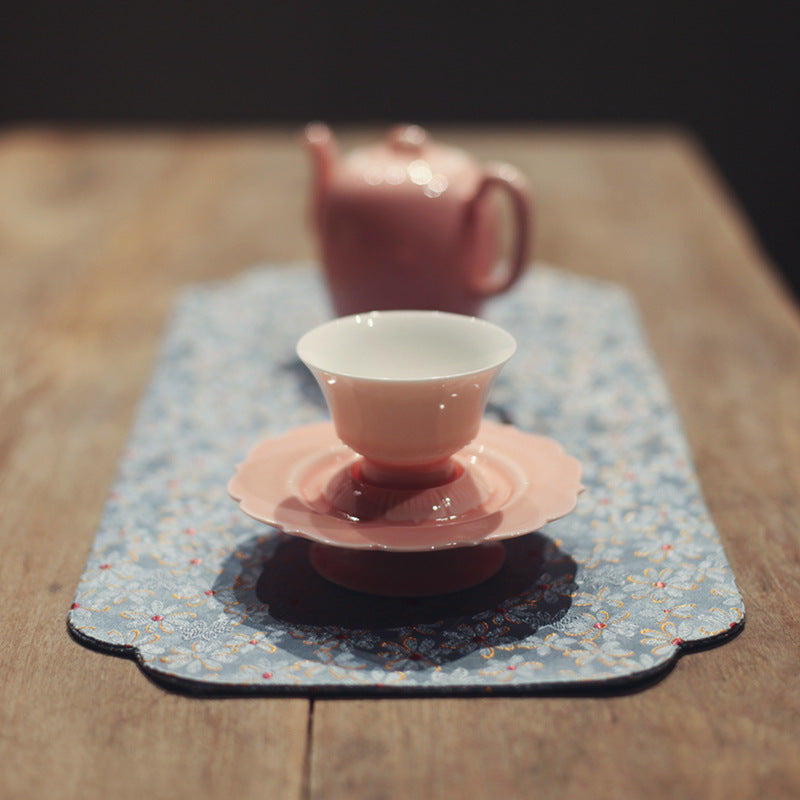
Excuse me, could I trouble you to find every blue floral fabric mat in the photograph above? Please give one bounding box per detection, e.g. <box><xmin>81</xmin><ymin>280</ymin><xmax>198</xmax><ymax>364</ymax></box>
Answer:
<box><xmin>68</xmin><ymin>264</ymin><xmax>744</xmax><ymax>694</ymax></box>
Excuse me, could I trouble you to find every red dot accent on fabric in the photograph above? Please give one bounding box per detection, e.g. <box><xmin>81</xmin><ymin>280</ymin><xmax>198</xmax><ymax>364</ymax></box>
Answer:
<box><xmin>151</xmin><ymin>615</ymin><xmax>164</xmax><ymax>621</ymax></box>
<box><xmin>654</xmin><ymin>581</ymin><xmax>666</xmax><ymax>588</ymax></box>
<box><xmin>671</xmin><ymin>637</ymin><xmax>684</xmax><ymax>646</ymax></box>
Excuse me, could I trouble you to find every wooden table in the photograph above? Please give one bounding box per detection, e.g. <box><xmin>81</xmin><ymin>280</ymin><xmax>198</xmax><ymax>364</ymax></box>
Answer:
<box><xmin>1</xmin><ymin>127</ymin><xmax>799</xmax><ymax>799</ymax></box>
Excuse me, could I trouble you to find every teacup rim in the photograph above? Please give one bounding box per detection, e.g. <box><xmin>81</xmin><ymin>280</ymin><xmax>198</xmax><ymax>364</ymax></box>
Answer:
<box><xmin>296</xmin><ymin>309</ymin><xmax>517</xmax><ymax>383</ymax></box>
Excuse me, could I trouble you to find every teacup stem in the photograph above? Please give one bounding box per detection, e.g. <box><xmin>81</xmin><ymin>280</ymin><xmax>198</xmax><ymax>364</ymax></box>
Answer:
<box><xmin>358</xmin><ymin>457</ymin><xmax>461</xmax><ymax>490</ymax></box>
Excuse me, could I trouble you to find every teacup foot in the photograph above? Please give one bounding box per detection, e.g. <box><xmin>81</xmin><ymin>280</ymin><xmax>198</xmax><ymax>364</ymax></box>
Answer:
<box><xmin>308</xmin><ymin>541</ymin><xmax>506</xmax><ymax>597</ymax></box>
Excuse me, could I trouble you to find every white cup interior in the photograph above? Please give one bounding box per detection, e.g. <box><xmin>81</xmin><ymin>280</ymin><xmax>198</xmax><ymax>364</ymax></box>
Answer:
<box><xmin>297</xmin><ymin>311</ymin><xmax>517</xmax><ymax>381</ymax></box>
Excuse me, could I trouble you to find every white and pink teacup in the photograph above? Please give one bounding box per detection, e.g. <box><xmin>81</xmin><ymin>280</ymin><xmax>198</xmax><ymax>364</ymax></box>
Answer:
<box><xmin>296</xmin><ymin>310</ymin><xmax>516</xmax><ymax>489</ymax></box>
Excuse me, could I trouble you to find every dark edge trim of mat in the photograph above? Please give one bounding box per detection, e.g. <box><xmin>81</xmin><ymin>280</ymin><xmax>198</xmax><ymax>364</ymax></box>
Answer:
<box><xmin>67</xmin><ymin>614</ymin><xmax>745</xmax><ymax>700</ymax></box>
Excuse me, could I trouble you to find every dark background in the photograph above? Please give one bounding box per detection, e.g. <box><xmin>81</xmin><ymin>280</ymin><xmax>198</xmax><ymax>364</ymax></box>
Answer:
<box><xmin>2</xmin><ymin>2</ymin><xmax>798</xmax><ymax>297</ymax></box>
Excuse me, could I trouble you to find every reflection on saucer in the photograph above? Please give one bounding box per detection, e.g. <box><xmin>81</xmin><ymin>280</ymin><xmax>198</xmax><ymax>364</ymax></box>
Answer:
<box><xmin>229</xmin><ymin>420</ymin><xmax>583</xmax><ymax>552</ymax></box>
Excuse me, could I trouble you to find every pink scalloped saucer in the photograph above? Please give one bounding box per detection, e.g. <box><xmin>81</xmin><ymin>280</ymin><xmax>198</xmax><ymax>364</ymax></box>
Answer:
<box><xmin>228</xmin><ymin>421</ymin><xmax>583</xmax><ymax>596</ymax></box>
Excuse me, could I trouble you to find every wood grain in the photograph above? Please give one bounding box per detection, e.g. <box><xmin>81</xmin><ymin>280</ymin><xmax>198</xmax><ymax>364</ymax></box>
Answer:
<box><xmin>1</xmin><ymin>126</ymin><xmax>799</xmax><ymax>800</ymax></box>
<box><xmin>0</xmin><ymin>129</ymin><xmax>310</xmax><ymax>800</ymax></box>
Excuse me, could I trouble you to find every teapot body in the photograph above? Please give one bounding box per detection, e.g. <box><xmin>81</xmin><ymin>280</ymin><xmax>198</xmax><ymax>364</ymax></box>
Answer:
<box><xmin>306</xmin><ymin>125</ymin><xmax>530</xmax><ymax>317</ymax></box>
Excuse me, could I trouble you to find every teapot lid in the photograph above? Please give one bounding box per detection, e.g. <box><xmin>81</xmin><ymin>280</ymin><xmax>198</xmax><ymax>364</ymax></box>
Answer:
<box><xmin>344</xmin><ymin>125</ymin><xmax>479</xmax><ymax>197</ymax></box>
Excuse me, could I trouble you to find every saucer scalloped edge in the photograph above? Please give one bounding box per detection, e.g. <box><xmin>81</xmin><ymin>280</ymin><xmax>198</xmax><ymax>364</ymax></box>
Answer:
<box><xmin>228</xmin><ymin>419</ymin><xmax>583</xmax><ymax>551</ymax></box>
<box><xmin>68</xmin><ymin>264</ymin><xmax>744</xmax><ymax>695</ymax></box>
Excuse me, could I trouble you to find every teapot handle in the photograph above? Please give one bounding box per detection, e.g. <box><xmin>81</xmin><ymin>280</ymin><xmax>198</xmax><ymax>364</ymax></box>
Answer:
<box><xmin>466</xmin><ymin>163</ymin><xmax>532</xmax><ymax>297</ymax></box>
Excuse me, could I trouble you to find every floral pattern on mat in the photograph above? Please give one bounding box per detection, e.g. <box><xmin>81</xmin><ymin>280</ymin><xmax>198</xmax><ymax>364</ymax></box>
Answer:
<box><xmin>68</xmin><ymin>264</ymin><xmax>744</xmax><ymax>693</ymax></box>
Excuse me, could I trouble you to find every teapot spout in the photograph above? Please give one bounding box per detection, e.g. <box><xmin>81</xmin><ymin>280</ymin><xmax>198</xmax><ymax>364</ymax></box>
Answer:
<box><xmin>304</xmin><ymin>123</ymin><xmax>337</xmax><ymax>231</ymax></box>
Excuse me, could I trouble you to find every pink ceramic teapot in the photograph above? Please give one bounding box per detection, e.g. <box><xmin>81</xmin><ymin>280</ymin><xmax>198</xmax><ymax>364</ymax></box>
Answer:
<box><xmin>305</xmin><ymin>123</ymin><xmax>532</xmax><ymax>317</ymax></box>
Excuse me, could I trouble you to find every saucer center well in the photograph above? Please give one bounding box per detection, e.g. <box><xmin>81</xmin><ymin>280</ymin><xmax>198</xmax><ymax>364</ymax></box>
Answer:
<box><xmin>321</xmin><ymin>458</ymin><xmax>494</xmax><ymax>523</ymax></box>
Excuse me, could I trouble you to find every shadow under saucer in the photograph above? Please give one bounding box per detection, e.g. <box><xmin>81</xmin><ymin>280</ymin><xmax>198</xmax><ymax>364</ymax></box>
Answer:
<box><xmin>215</xmin><ymin>531</ymin><xmax>576</xmax><ymax>670</ymax></box>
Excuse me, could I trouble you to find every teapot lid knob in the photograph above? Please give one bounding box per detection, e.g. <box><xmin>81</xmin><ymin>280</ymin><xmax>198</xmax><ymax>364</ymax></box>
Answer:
<box><xmin>387</xmin><ymin>124</ymin><xmax>428</xmax><ymax>152</ymax></box>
